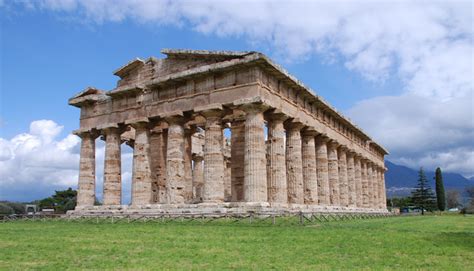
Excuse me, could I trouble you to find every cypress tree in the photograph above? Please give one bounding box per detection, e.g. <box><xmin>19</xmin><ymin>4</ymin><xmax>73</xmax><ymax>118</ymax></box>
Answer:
<box><xmin>411</xmin><ymin>167</ymin><xmax>436</xmax><ymax>215</ymax></box>
<box><xmin>435</xmin><ymin>167</ymin><xmax>446</xmax><ymax>211</ymax></box>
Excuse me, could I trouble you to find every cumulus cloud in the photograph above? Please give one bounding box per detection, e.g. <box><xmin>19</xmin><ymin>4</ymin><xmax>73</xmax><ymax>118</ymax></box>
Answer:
<box><xmin>0</xmin><ymin>120</ymin><xmax>132</xmax><ymax>202</ymax></box>
<box><xmin>2</xmin><ymin>1</ymin><xmax>473</xmax><ymax>178</ymax></box>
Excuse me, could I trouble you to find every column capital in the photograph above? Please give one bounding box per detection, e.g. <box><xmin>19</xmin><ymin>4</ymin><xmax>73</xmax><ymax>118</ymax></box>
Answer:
<box><xmin>162</xmin><ymin>112</ymin><xmax>185</xmax><ymax>125</ymax></box>
<box><xmin>301</xmin><ymin>127</ymin><xmax>319</xmax><ymax>137</ymax></box>
<box><xmin>73</xmin><ymin>128</ymin><xmax>100</xmax><ymax>139</ymax></box>
<box><xmin>315</xmin><ymin>134</ymin><xmax>330</xmax><ymax>144</ymax></box>
<box><xmin>125</xmin><ymin>117</ymin><xmax>150</xmax><ymax>129</ymax></box>
<box><xmin>284</xmin><ymin>119</ymin><xmax>305</xmax><ymax>131</ymax></box>
<box><xmin>195</xmin><ymin>104</ymin><xmax>225</xmax><ymax>119</ymax></box>
<box><xmin>327</xmin><ymin>139</ymin><xmax>340</xmax><ymax>149</ymax></box>
<box><xmin>265</xmin><ymin>109</ymin><xmax>288</xmax><ymax>122</ymax></box>
<box><xmin>239</xmin><ymin>102</ymin><xmax>270</xmax><ymax>114</ymax></box>
<box><xmin>337</xmin><ymin>145</ymin><xmax>349</xmax><ymax>152</ymax></box>
<box><xmin>346</xmin><ymin>149</ymin><xmax>356</xmax><ymax>158</ymax></box>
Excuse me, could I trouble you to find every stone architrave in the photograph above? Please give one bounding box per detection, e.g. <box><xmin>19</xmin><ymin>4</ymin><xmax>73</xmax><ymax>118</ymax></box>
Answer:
<box><xmin>327</xmin><ymin>141</ymin><xmax>340</xmax><ymax>206</ymax></box>
<box><xmin>165</xmin><ymin>115</ymin><xmax>187</xmax><ymax>204</ymax></box>
<box><xmin>231</xmin><ymin>119</ymin><xmax>245</xmax><ymax>202</ymax></box>
<box><xmin>354</xmin><ymin>155</ymin><xmax>363</xmax><ymax>207</ymax></box>
<box><xmin>201</xmin><ymin>109</ymin><xmax>225</xmax><ymax>202</ymax></box>
<box><xmin>266</xmin><ymin>112</ymin><xmax>288</xmax><ymax>204</ymax></box>
<box><xmin>102</xmin><ymin>126</ymin><xmax>122</xmax><ymax>206</ymax></box>
<box><xmin>315</xmin><ymin>135</ymin><xmax>330</xmax><ymax>205</ymax></box>
<box><xmin>302</xmin><ymin>128</ymin><xmax>318</xmax><ymax>205</ymax></box>
<box><xmin>76</xmin><ymin>130</ymin><xmax>98</xmax><ymax>207</ymax></box>
<box><xmin>346</xmin><ymin>151</ymin><xmax>356</xmax><ymax>207</ymax></box>
<box><xmin>242</xmin><ymin>104</ymin><xmax>268</xmax><ymax>203</ymax></box>
<box><xmin>285</xmin><ymin>120</ymin><xmax>305</xmax><ymax>205</ymax></box>
<box><xmin>337</xmin><ymin>146</ymin><xmax>349</xmax><ymax>207</ymax></box>
<box><xmin>129</xmin><ymin>120</ymin><xmax>153</xmax><ymax>205</ymax></box>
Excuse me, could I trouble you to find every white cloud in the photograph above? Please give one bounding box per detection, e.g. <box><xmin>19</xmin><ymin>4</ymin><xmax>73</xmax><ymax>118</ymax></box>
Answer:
<box><xmin>2</xmin><ymin>1</ymin><xmax>473</xmax><ymax>179</ymax></box>
<box><xmin>0</xmin><ymin>120</ymin><xmax>133</xmax><ymax>202</ymax></box>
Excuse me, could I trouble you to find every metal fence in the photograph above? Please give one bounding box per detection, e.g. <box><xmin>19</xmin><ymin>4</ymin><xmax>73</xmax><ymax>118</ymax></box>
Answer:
<box><xmin>0</xmin><ymin>212</ymin><xmax>395</xmax><ymax>226</ymax></box>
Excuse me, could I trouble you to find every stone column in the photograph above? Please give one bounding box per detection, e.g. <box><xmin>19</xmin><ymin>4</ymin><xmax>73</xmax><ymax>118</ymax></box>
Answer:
<box><xmin>231</xmin><ymin>119</ymin><xmax>245</xmax><ymax>202</ymax></box>
<box><xmin>150</xmin><ymin>127</ymin><xmax>167</xmax><ymax>203</ymax></box>
<box><xmin>243</xmin><ymin>104</ymin><xmax>268</xmax><ymax>203</ymax></box>
<box><xmin>315</xmin><ymin>135</ymin><xmax>330</xmax><ymax>205</ymax></box>
<box><xmin>76</xmin><ymin>130</ymin><xmax>98</xmax><ymax>207</ymax></box>
<box><xmin>165</xmin><ymin>116</ymin><xmax>186</xmax><ymax>204</ymax></box>
<box><xmin>376</xmin><ymin>167</ymin><xmax>383</xmax><ymax>209</ymax></box>
<box><xmin>354</xmin><ymin>155</ymin><xmax>363</xmax><ymax>208</ymax></box>
<box><xmin>202</xmin><ymin>109</ymin><xmax>225</xmax><ymax>202</ymax></box>
<box><xmin>372</xmin><ymin>165</ymin><xmax>379</xmax><ymax>209</ymax></box>
<box><xmin>285</xmin><ymin>120</ymin><xmax>305</xmax><ymax>205</ymax></box>
<box><xmin>184</xmin><ymin>127</ymin><xmax>194</xmax><ymax>202</ymax></box>
<box><xmin>327</xmin><ymin>140</ymin><xmax>340</xmax><ymax>206</ymax></box>
<box><xmin>366</xmin><ymin>162</ymin><xmax>374</xmax><ymax>208</ymax></box>
<box><xmin>361</xmin><ymin>160</ymin><xmax>369</xmax><ymax>208</ymax></box>
<box><xmin>346</xmin><ymin>151</ymin><xmax>357</xmax><ymax>207</ymax></box>
<box><xmin>302</xmin><ymin>128</ymin><xmax>318</xmax><ymax>205</ymax></box>
<box><xmin>337</xmin><ymin>146</ymin><xmax>349</xmax><ymax>207</ymax></box>
<box><xmin>266</xmin><ymin>112</ymin><xmax>288</xmax><ymax>204</ymax></box>
<box><xmin>192</xmin><ymin>155</ymin><xmax>204</xmax><ymax>202</ymax></box>
<box><xmin>381</xmin><ymin>167</ymin><xmax>387</xmax><ymax>209</ymax></box>
<box><xmin>102</xmin><ymin>126</ymin><xmax>122</xmax><ymax>206</ymax></box>
<box><xmin>130</xmin><ymin>120</ymin><xmax>153</xmax><ymax>206</ymax></box>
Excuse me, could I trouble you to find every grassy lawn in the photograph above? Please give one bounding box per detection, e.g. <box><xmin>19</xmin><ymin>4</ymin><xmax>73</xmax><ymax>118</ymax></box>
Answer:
<box><xmin>0</xmin><ymin>215</ymin><xmax>473</xmax><ymax>270</ymax></box>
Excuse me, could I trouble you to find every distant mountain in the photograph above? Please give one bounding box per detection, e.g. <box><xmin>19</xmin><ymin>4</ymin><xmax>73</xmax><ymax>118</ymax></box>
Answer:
<box><xmin>385</xmin><ymin>160</ymin><xmax>474</xmax><ymax>197</ymax></box>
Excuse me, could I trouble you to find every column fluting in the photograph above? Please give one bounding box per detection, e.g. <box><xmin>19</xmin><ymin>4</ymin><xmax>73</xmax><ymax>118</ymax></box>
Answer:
<box><xmin>337</xmin><ymin>146</ymin><xmax>349</xmax><ymax>207</ymax></box>
<box><xmin>327</xmin><ymin>141</ymin><xmax>340</xmax><ymax>206</ymax></box>
<box><xmin>315</xmin><ymin>135</ymin><xmax>330</xmax><ymax>205</ymax></box>
<box><xmin>103</xmin><ymin>127</ymin><xmax>122</xmax><ymax>206</ymax></box>
<box><xmin>285</xmin><ymin>121</ymin><xmax>305</xmax><ymax>204</ymax></box>
<box><xmin>76</xmin><ymin>131</ymin><xmax>97</xmax><ymax>207</ymax></box>
<box><xmin>165</xmin><ymin>116</ymin><xmax>186</xmax><ymax>204</ymax></box>
<box><xmin>266</xmin><ymin>113</ymin><xmax>288</xmax><ymax>204</ymax></box>
<box><xmin>302</xmin><ymin>128</ymin><xmax>318</xmax><ymax>205</ymax></box>
<box><xmin>131</xmin><ymin>121</ymin><xmax>153</xmax><ymax>205</ymax></box>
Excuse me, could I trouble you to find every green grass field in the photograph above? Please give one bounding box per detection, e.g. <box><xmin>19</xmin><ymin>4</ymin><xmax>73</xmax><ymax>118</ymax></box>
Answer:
<box><xmin>0</xmin><ymin>215</ymin><xmax>473</xmax><ymax>270</ymax></box>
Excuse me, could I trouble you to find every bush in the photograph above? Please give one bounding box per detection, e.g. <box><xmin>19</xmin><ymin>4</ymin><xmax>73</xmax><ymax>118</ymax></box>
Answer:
<box><xmin>0</xmin><ymin>203</ymin><xmax>14</xmax><ymax>215</ymax></box>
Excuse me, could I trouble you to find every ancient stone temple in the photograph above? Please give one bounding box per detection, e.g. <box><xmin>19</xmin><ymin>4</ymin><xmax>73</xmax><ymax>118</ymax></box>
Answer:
<box><xmin>68</xmin><ymin>49</ymin><xmax>388</xmax><ymax>216</ymax></box>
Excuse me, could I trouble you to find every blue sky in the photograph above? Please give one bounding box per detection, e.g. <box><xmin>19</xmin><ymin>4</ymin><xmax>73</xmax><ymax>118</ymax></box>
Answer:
<box><xmin>0</xmin><ymin>1</ymin><xmax>472</xmax><ymax>202</ymax></box>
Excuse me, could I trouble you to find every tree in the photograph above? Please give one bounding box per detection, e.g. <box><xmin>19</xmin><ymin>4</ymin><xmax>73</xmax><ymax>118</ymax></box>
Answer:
<box><xmin>38</xmin><ymin>188</ymin><xmax>77</xmax><ymax>213</ymax></box>
<box><xmin>0</xmin><ymin>203</ymin><xmax>14</xmax><ymax>215</ymax></box>
<box><xmin>411</xmin><ymin>167</ymin><xmax>436</xmax><ymax>215</ymax></box>
<box><xmin>446</xmin><ymin>190</ymin><xmax>461</xmax><ymax>209</ymax></box>
<box><xmin>463</xmin><ymin>186</ymin><xmax>474</xmax><ymax>214</ymax></box>
<box><xmin>435</xmin><ymin>167</ymin><xmax>446</xmax><ymax>211</ymax></box>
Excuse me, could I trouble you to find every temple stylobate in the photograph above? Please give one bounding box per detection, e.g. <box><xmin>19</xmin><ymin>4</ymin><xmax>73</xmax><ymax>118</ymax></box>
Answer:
<box><xmin>68</xmin><ymin>49</ymin><xmax>388</xmax><ymax>216</ymax></box>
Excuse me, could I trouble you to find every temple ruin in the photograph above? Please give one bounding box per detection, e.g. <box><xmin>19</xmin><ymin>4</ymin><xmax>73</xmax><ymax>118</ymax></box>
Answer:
<box><xmin>68</xmin><ymin>49</ymin><xmax>388</xmax><ymax>216</ymax></box>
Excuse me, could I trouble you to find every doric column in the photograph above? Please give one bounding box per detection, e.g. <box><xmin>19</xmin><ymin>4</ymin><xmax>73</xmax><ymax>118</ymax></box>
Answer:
<box><xmin>150</xmin><ymin>127</ymin><xmax>167</xmax><ymax>203</ymax></box>
<box><xmin>76</xmin><ymin>130</ymin><xmax>98</xmax><ymax>207</ymax></box>
<box><xmin>354</xmin><ymin>155</ymin><xmax>363</xmax><ymax>207</ymax></box>
<box><xmin>242</xmin><ymin>104</ymin><xmax>268</xmax><ymax>203</ymax></box>
<box><xmin>192</xmin><ymin>155</ymin><xmax>204</xmax><ymax>202</ymax></box>
<box><xmin>366</xmin><ymin>162</ymin><xmax>374</xmax><ymax>208</ymax></box>
<box><xmin>327</xmin><ymin>140</ymin><xmax>340</xmax><ymax>206</ymax></box>
<box><xmin>381</xmin><ymin>167</ymin><xmax>387</xmax><ymax>209</ymax></box>
<box><xmin>302</xmin><ymin>128</ymin><xmax>318</xmax><ymax>205</ymax></box>
<box><xmin>361</xmin><ymin>160</ymin><xmax>369</xmax><ymax>208</ymax></box>
<box><xmin>266</xmin><ymin>112</ymin><xmax>288</xmax><ymax>204</ymax></box>
<box><xmin>346</xmin><ymin>151</ymin><xmax>357</xmax><ymax>207</ymax></box>
<box><xmin>102</xmin><ymin>126</ymin><xmax>122</xmax><ymax>206</ymax></box>
<box><xmin>376</xmin><ymin>167</ymin><xmax>383</xmax><ymax>209</ymax></box>
<box><xmin>231</xmin><ymin>119</ymin><xmax>245</xmax><ymax>202</ymax></box>
<box><xmin>337</xmin><ymin>146</ymin><xmax>349</xmax><ymax>207</ymax></box>
<box><xmin>285</xmin><ymin>120</ymin><xmax>305</xmax><ymax>205</ymax></box>
<box><xmin>165</xmin><ymin>115</ymin><xmax>186</xmax><ymax>204</ymax></box>
<box><xmin>201</xmin><ymin>109</ymin><xmax>225</xmax><ymax>202</ymax></box>
<box><xmin>184</xmin><ymin>127</ymin><xmax>194</xmax><ymax>203</ymax></box>
<box><xmin>372</xmin><ymin>164</ymin><xmax>379</xmax><ymax>209</ymax></box>
<box><xmin>129</xmin><ymin>120</ymin><xmax>153</xmax><ymax>205</ymax></box>
<box><xmin>315</xmin><ymin>135</ymin><xmax>330</xmax><ymax>205</ymax></box>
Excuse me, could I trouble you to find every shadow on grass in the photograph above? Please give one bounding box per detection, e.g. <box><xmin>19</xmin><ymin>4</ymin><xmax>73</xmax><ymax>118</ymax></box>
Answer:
<box><xmin>429</xmin><ymin>232</ymin><xmax>474</xmax><ymax>250</ymax></box>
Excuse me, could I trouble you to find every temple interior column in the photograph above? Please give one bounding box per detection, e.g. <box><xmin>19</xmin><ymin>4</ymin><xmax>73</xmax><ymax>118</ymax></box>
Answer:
<box><xmin>346</xmin><ymin>151</ymin><xmax>356</xmax><ymax>207</ymax></box>
<box><xmin>266</xmin><ymin>112</ymin><xmax>288</xmax><ymax>204</ymax></box>
<box><xmin>102</xmin><ymin>126</ymin><xmax>122</xmax><ymax>206</ymax></box>
<box><xmin>302</xmin><ymin>128</ymin><xmax>318</xmax><ymax>205</ymax></box>
<box><xmin>130</xmin><ymin>121</ymin><xmax>153</xmax><ymax>205</ymax></box>
<box><xmin>230</xmin><ymin>119</ymin><xmax>245</xmax><ymax>202</ymax></box>
<box><xmin>337</xmin><ymin>146</ymin><xmax>349</xmax><ymax>207</ymax></box>
<box><xmin>76</xmin><ymin>130</ymin><xmax>98</xmax><ymax>207</ymax></box>
<box><xmin>354</xmin><ymin>155</ymin><xmax>362</xmax><ymax>208</ymax></box>
<box><xmin>285</xmin><ymin>121</ymin><xmax>305</xmax><ymax>205</ymax></box>
<box><xmin>327</xmin><ymin>141</ymin><xmax>340</xmax><ymax>206</ymax></box>
<box><xmin>202</xmin><ymin>109</ymin><xmax>225</xmax><ymax>202</ymax></box>
<box><xmin>192</xmin><ymin>155</ymin><xmax>204</xmax><ymax>202</ymax></box>
<box><xmin>165</xmin><ymin>116</ymin><xmax>186</xmax><ymax>204</ymax></box>
<box><xmin>243</xmin><ymin>104</ymin><xmax>268</xmax><ymax>203</ymax></box>
<box><xmin>315</xmin><ymin>135</ymin><xmax>330</xmax><ymax>205</ymax></box>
